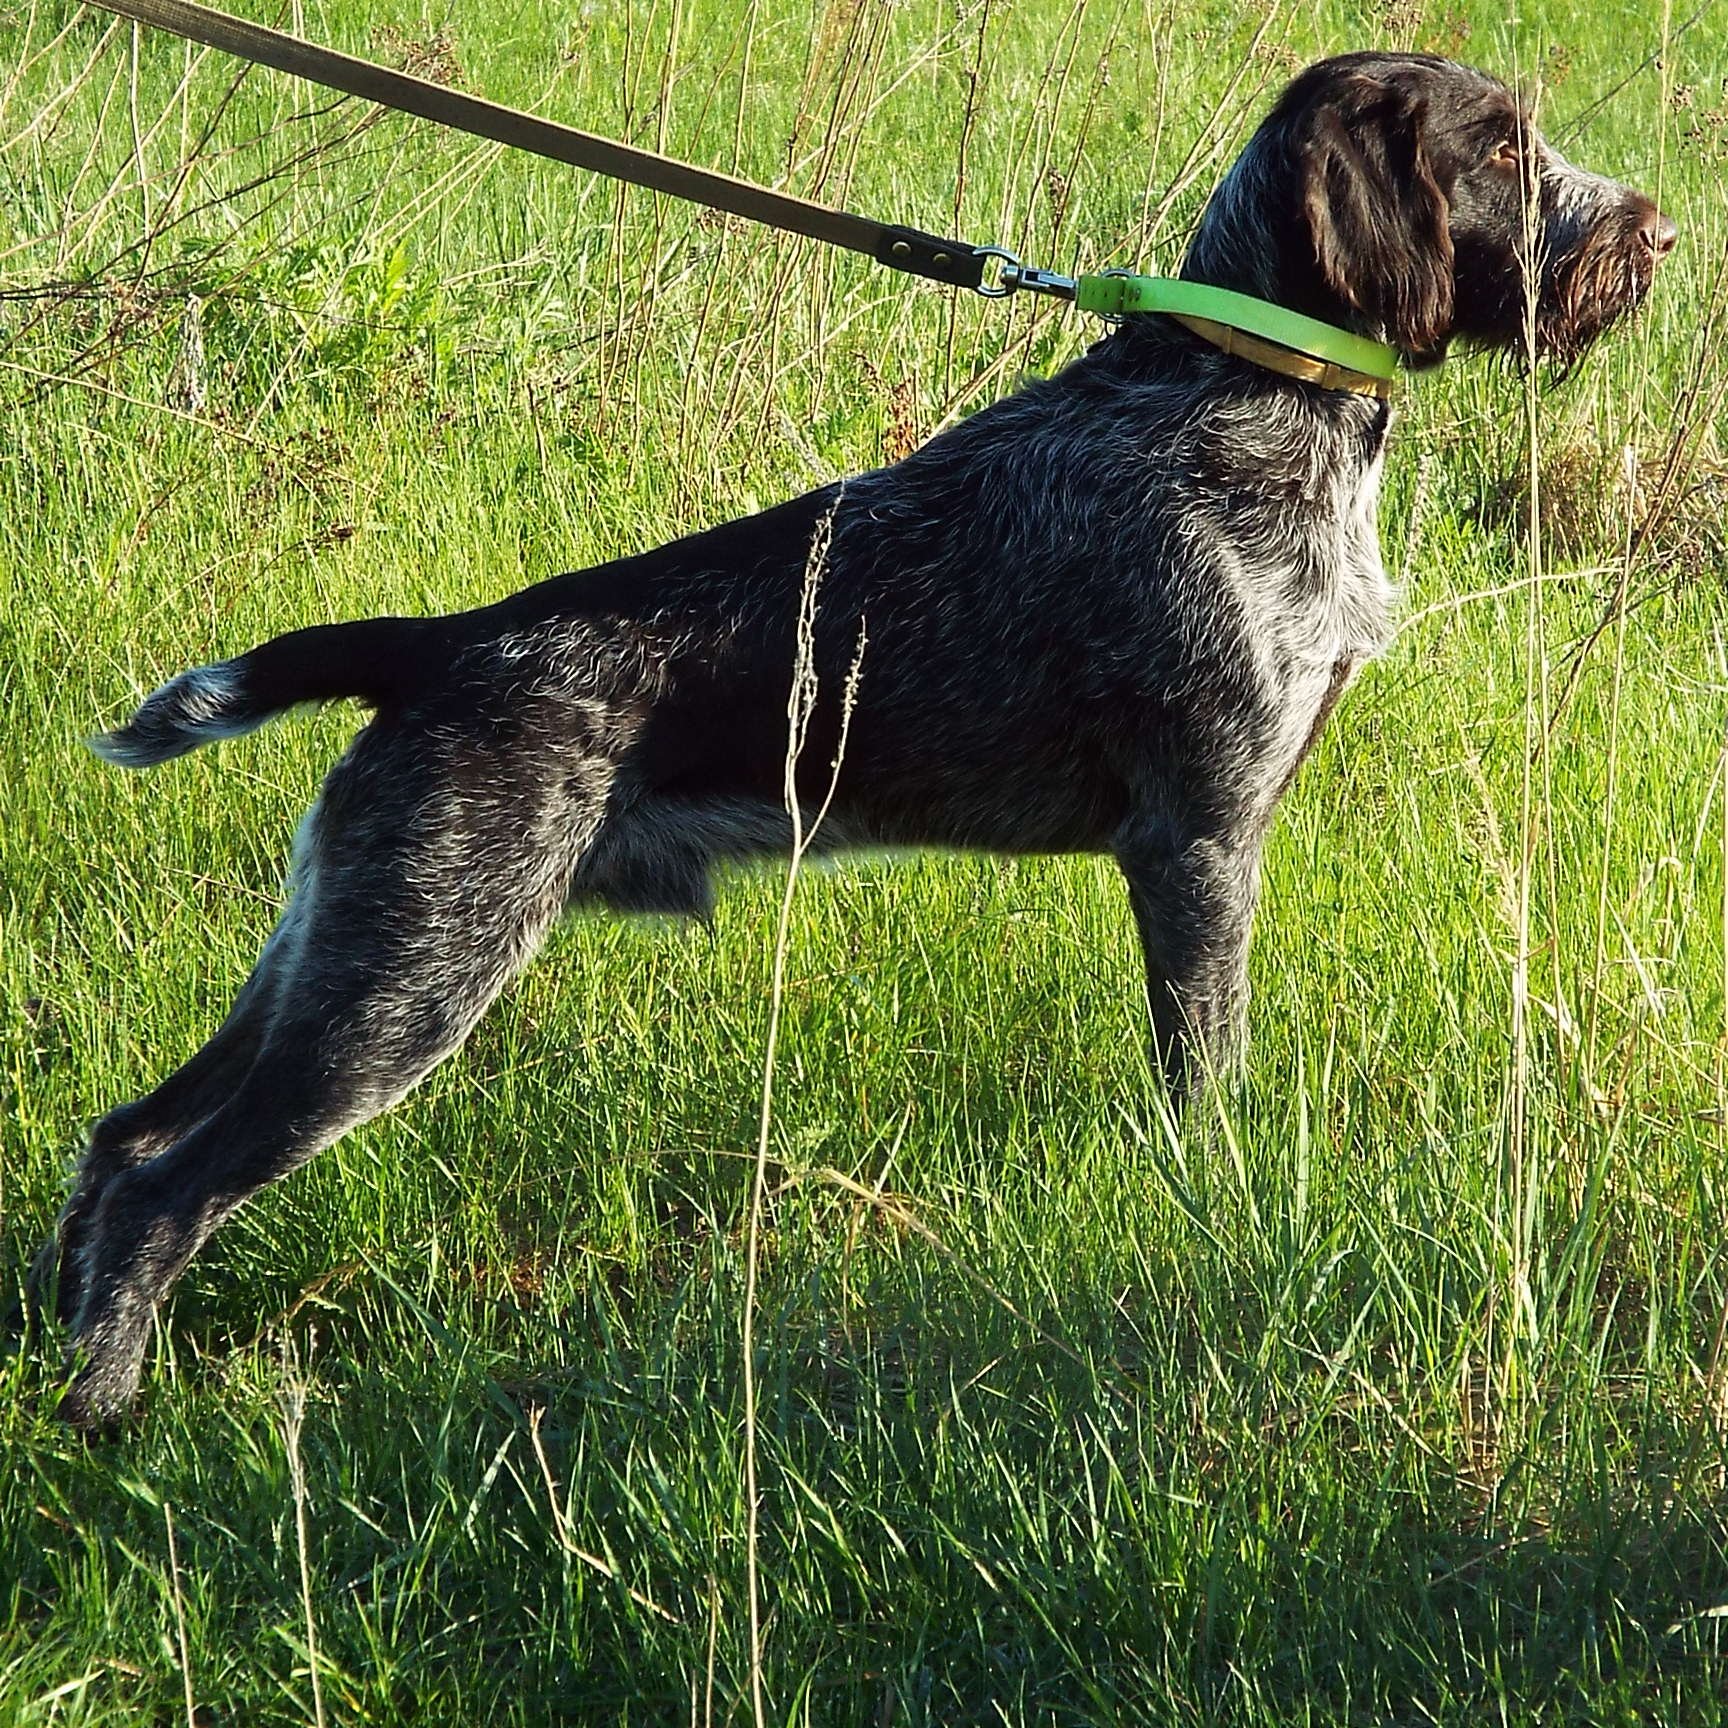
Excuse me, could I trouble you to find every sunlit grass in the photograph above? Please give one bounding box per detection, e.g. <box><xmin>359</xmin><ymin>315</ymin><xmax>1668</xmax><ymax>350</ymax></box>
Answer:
<box><xmin>3</xmin><ymin>0</ymin><xmax>1727</xmax><ymax>1721</ymax></box>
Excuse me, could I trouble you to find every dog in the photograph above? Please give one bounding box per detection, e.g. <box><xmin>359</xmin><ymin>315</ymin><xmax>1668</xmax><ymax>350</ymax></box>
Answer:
<box><xmin>29</xmin><ymin>53</ymin><xmax>1672</xmax><ymax>1427</ymax></box>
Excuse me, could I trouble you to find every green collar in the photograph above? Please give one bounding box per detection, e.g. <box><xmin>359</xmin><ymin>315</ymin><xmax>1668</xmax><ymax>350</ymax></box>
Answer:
<box><xmin>1075</xmin><ymin>275</ymin><xmax>1399</xmax><ymax>388</ymax></box>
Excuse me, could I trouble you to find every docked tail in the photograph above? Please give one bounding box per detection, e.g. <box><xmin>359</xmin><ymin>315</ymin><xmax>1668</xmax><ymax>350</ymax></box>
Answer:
<box><xmin>90</xmin><ymin>615</ymin><xmax>448</xmax><ymax>768</ymax></box>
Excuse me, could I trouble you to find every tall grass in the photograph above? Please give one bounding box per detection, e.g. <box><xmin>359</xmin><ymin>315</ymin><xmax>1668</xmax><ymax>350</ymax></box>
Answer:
<box><xmin>3</xmin><ymin>0</ymin><xmax>1727</xmax><ymax>1722</ymax></box>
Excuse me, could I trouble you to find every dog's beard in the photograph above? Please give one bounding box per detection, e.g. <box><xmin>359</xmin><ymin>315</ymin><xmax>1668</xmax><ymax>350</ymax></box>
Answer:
<box><xmin>1535</xmin><ymin>216</ymin><xmax>1659</xmax><ymax>371</ymax></box>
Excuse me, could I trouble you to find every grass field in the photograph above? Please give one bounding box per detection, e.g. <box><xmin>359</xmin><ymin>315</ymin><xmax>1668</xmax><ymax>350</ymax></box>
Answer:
<box><xmin>4</xmin><ymin>0</ymin><xmax>1728</xmax><ymax>1720</ymax></box>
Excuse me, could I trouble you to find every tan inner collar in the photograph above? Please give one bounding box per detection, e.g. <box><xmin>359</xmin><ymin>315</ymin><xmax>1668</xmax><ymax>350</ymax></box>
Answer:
<box><xmin>1169</xmin><ymin>312</ymin><xmax>1396</xmax><ymax>401</ymax></box>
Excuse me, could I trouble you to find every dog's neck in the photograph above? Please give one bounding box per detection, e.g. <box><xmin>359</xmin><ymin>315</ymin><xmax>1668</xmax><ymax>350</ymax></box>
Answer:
<box><xmin>1130</xmin><ymin>140</ymin><xmax>1416</xmax><ymax>411</ymax></box>
<box><xmin>1178</xmin><ymin>142</ymin><xmax>1363</xmax><ymax>337</ymax></box>
<box><xmin>1176</xmin><ymin>121</ymin><xmax>1445</xmax><ymax>371</ymax></box>
<box><xmin>1096</xmin><ymin>300</ymin><xmax>1396</xmax><ymax>465</ymax></box>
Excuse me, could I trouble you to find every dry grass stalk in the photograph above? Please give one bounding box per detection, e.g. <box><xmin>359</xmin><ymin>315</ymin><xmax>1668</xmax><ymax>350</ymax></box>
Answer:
<box><xmin>163</xmin><ymin>1501</ymin><xmax>198</xmax><ymax>1728</ymax></box>
<box><xmin>741</xmin><ymin>493</ymin><xmax>863</xmax><ymax>1726</ymax></box>
<box><xmin>281</xmin><ymin>1368</ymin><xmax>327</xmax><ymax>1728</ymax></box>
<box><xmin>525</xmin><ymin>1407</ymin><xmax>681</xmax><ymax>1625</ymax></box>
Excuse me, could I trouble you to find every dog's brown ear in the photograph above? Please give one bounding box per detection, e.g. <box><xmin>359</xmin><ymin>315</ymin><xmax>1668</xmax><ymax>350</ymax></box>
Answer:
<box><xmin>1299</xmin><ymin>79</ymin><xmax>1454</xmax><ymax>361</ymax></box>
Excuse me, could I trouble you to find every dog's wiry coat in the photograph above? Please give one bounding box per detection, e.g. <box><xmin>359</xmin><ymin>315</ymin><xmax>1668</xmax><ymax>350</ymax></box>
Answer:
<box><xmin>30</xmin><ymin>53</ymin><xmax>1673</xmax><ymax>1428</ymax></box>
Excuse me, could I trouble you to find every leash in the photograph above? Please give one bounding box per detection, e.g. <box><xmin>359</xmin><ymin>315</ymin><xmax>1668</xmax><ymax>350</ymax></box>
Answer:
<box><xmin>86</xmin><ymin>0</ymin><xmax>1398</xmax><ymax>398</ymax></box>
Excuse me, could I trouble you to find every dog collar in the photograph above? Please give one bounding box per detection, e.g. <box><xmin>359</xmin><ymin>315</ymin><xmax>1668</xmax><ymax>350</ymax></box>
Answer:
<box><xmin>1076</xmin><ymin>275</ymin><xmax>1398</xmax><ymax>400</ymax></box>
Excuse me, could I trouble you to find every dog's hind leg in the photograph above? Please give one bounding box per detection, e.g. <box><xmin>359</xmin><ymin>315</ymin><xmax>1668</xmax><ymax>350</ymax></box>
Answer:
<box><xmin>56</xmin><ymin>729</ymin><xmax>601</xmax><ymax>1428</ymax></box>
<box><xmin>25</xmin><ymin>930</ymin><xmax>288</xmax><ymax>1329</ymax></box>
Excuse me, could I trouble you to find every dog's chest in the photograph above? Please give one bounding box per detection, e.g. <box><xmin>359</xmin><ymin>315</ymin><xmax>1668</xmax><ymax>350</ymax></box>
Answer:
<box><xmin>1248</xmin><ymin>456</ymin><xmax>1392</xmax><ymax>781</ymax></box>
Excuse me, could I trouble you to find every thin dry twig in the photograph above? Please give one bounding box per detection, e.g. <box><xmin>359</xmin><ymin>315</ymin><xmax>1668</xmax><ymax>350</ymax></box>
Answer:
<box><xmin>281</xmin><ymin>1366</ymin><xmax>326</xmax><ymax>1728</ymax></box>
<box><xmin>740</xmin><ymin>492</ymin><xmax>863</xmax><ymax>1726</ymax></box>
<box><xmin>525</xmin><ymin>1407</ymin><xmax>681</xmax><ymax>1625</ymax></box>
<box><xmin>0</xmin><ymin>356</ymin><xmax>278</xmax><ymax>450</ymax></box>
<box><xmin>163</xmin><ymin>1502</ymin><xmax>198</xmax><ymax>1728</ymax></box>
<box><xmin>1549</xmin><ymin>223</ymin><xmax>1728</xmax><ymax>732</ymax></box>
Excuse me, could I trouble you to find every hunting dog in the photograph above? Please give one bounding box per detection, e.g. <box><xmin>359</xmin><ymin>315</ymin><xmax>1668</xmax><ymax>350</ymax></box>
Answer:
<box><xmin>31</xmin><ymin>53</ymin><xmax>1672</xmax><ymax>1427</ymax></box>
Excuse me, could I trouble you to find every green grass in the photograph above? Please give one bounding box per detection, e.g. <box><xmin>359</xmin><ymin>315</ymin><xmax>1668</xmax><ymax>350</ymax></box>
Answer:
<box><xmin>4</xmin><ymin>0</ymin><xmax>1728</xmax><ymax>1720</ymax></box>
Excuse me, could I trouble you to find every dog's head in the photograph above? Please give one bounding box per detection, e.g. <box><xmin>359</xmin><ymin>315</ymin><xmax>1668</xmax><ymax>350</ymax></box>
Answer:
<box><xmin>1182</xmin><ymin>53</ymin><xmax>1674</xmax><ymax>372</ymax></box>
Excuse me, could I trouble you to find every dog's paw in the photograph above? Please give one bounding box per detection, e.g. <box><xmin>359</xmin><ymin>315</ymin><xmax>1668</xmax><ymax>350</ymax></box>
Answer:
<box><xmin>53</xmin><ymin>1362</ymin><xmax>136</xmax><ymax>1436</ymax></box>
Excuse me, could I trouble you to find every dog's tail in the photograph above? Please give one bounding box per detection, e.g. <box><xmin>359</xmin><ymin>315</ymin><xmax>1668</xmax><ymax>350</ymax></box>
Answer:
<box><xmin>90</xmin><ymin>616</ymin><xmax>448</xmax><ymax>768</ymax></box>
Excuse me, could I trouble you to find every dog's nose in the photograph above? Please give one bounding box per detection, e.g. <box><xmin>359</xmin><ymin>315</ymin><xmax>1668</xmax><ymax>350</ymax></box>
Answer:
<box><xmin>1640</xmin><ymin>206</ymin><xmax>1678</xmax><ymax>260</ymax></box>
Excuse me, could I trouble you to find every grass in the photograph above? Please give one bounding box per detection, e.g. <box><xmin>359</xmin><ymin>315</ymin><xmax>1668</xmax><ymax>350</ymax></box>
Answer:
<box><xmin>3</xmin><ymin>0</ymin><xmax>1728</xmax><ymax>1720</ymax></box>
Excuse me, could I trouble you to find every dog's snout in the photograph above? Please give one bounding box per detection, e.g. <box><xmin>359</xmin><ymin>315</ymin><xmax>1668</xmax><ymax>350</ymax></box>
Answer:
<box><xmin>1638</xmin><ymin>203</ymin><xmax>1678</xmax><ymax>260</ymax></box>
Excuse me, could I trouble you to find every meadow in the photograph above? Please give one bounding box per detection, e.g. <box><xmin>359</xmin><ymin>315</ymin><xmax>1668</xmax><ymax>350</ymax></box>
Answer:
<box><xmin>3</xmin><ymin>0</ymin><xmax>1727</xmax><ymax>1720</ymax></box>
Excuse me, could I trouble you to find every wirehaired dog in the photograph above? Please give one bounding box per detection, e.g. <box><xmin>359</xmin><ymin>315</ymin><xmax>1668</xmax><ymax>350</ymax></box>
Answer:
<box><xmin>31</xmin><ymin>53</ymin><xmax>1672</xmax><ymax>1427</ymax></box>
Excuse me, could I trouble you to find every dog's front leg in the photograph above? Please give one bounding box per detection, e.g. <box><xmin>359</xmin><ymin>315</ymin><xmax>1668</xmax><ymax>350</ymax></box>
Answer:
<box><xmin>1112</xmin><ymin>821</ymin><xmax>1263</xmax><ymax>1104</ymax></box>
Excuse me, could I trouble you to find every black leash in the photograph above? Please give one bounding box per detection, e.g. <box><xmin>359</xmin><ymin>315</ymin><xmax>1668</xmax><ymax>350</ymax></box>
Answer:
<box><xmin>88</xmin><ymin>0</ymin><xmax>1003</xmax><ymax>294</ymax></box>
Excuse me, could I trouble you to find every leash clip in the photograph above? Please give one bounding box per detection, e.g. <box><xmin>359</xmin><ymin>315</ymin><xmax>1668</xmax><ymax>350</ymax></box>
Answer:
<box><xmin>988</xmin><ymin>257</ymin><xmax>1079</xmax><ymax>302</ymax></box>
